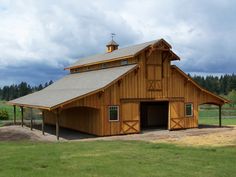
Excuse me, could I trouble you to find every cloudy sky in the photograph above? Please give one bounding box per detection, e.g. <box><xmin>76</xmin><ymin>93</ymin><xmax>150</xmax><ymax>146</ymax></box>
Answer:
<box><xmin>0</xmin><ymin>0</ymin><xmax>236</xmax><ymax>87</ymax></box>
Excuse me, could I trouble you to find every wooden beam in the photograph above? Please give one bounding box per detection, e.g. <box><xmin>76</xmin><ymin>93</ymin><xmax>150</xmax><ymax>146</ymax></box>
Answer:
<box><xmin>219</xmin><ymin>105</ymin><xmax>222</xmax><ymax>127</ymax></box>
<box><xmin>13</xmin><ymin>105</ymin><xmax>16</xmax><ymax>125</ymax></box>
<box><xmin>64</xmin><ymin>55</ymin><xmax>133</xmax><ymax>70</ymax></box>
<box><xmin>7</xmin><ymin>102</ymin><xmax>50</xmax><ymax>110</ymax></box>
<box><xmin>20</xmin><ymin>107</ymin><xmax>24</xmax><ymax>127</ymax></box>
<box><xmin>56</xmin><ymin>109</ymin><xmax>60</xmax><ymax>140</ymax></box>
<box><xmin>30</xmin><ymin>108</ymin><xmax>33</xmax><ymax>130</ymax></box>
<box><xmin>42</xmin><ymin>111</ymin><xmax>45</xmax><ymax>135</ymax></box>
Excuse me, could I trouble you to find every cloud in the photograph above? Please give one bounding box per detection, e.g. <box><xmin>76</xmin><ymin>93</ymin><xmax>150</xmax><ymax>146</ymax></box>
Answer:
<box><xmin>0</xmin><ymin>0</ymin><xmax>236</xmax><ymax>86</ymax></box>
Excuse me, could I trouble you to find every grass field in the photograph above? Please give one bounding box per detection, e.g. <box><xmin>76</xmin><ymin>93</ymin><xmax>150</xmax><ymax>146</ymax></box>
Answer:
<box><xmin>0</xmin><ymin>100</ymin><xmax>21</xmax><ymax>119</ymax></box>
<box><xmin>199</xmin><ymin>117</ymin><xmax>236</xmax><ymax>125</ymax></box>
<box><xmin>199</xmin><ymin>105</ymin><xmax>236</xmax><ymax>125</ymax></box>
<box><xmin>0</xmin><ymin>141</ymin><xmax>235</xmax><ymax>177</ymax></box>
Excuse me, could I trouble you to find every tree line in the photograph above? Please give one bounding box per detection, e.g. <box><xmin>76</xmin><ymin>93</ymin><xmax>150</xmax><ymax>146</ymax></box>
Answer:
<box><xmin>0</xmin><ymin>74</ymin><xmax>236</xmax><ymax>102</ymax></box>
<box><xmin>0</xmin><ymin>80</ymin><xmax>53</xmax><ymax>101</ymax></box>
<box><xmin>191</xmin><ymin>74</ymin><xmax>236</xmax><ymax>95</ymax></box>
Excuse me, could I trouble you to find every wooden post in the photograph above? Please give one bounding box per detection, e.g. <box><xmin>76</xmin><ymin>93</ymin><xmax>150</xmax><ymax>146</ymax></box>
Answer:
<box><xmin>42</xmin><ymin>111</ymin><xmax>45</xmax><ymax>135</ymax></box>
<box><xmin>30</xmin><ymin>108</ymin><xmax>33</xmax><ymax>130</ymax></box>
<box><xmin>13</xmin><ymin>105</ymin><xmax>16</xmax><ymax>125</ymax></box>
<box><xmin>56</xmin><ymin>109</ymin><xmax>59</xmax><ymax>140</ymax></box>
<box><xmin>20</xmin><ymin>107</ymin><xmax>24</xmax><ymax>127</ymax></box>
<box><xmin>219</xmin><ymin>105</ymin><xmax>222</xmax><ymax>127</ymax></box>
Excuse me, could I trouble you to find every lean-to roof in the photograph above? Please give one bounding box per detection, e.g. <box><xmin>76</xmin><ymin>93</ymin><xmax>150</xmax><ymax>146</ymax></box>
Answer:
<box><xmin>9</xmin><ymin>64</ymin><xmax>138</xmax><ymax>110</ymax></box>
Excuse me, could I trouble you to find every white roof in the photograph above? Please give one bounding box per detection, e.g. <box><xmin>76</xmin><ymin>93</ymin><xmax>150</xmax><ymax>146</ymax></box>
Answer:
<box><xmin>68</xmin><ymin>39</ymin><xmax>160</xmax><ymax>68</ymax></box>
<box><xmin>9</xmin><ymin>64</ymin><xmax>137</xmax><ymax>109</ymax></box>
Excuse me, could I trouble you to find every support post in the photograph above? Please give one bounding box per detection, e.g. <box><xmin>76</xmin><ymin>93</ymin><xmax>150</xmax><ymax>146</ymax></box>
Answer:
<box><xmin>30</xmin><ymin>108</ymin><xmax>33</xmax><ymax>130</ymax></box>
<box><xmin>42</xmin><ymin>111</ymin><xmax>45</xmax><ymax>135</ymax></box>
<box><xmin>13</xmin><ymin>105</ymin><xmax>16</xmax><ymax>125</ymax></box>
<box><xmin>56</xmin><ymin>109</ymin><xmax>59</xmax><ymax>140</ymax></box>
<box><xmin>20</xmin><ymin>107</ymin><xmax>24</xmax><ymax>127</ymax></box>
<box><xmin>219</xmin><ymin>105</ymin><xmax>222</xmax><ymax>127</ymax></box>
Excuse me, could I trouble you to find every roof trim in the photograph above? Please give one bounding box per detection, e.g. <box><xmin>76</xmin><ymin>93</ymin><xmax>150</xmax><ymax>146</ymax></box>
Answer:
<box><xmin>153</xmin><ymin>38</ymin><xmax>172</xmax><ymax>49</ymax></box>
<box><xmin>171</xmin><ymin>65</ymin><xmax>229</xmax><ymax>104</ymax></box>
<box><xmin>64</xmin><ymin>55</ymin><xmax>133</xmax><ymax>70</ymax></box>
<box><xmin>7</xmin><ymin>102</ymin><xmax>51</xmax><ymax>110</ymax></box>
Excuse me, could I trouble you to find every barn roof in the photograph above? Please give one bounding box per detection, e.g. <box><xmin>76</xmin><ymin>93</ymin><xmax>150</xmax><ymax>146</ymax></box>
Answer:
<box><xmin>9</xmin><ymin>64</ymin><xmax>138</xmax><ymax>110</ymax></box>
<box><xmin>66</xmin><ymin>39</ymin><xmax>177</xmax><ymax>69</ymax></box>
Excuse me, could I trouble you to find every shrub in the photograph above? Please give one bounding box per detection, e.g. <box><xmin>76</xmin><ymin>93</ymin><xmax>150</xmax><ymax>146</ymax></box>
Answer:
<box><xmin>0</xmin><ymin>110</ymin><xmax>9</xmax><ymax>120</ymax></box>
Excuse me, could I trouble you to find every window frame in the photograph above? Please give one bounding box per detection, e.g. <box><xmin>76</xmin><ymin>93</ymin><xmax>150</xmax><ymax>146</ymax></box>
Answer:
<box><xmin>101</xmin><ymin>63</ymin><xmax>107</xmax><ymax>69</ymax></box>
<box><xmin>185</xmin><ymin>103</ymin><xmax>194</xmax><ymax>117</ymax></box>
<box><xmin>120</xmin><ymin>60</ymin><xmax>128</xmax><ymax>66</ymax></box>
<box><xmin>108</xmin><ymin>105</ymin><xmax>119</xmax><ymax>122</ymax></box>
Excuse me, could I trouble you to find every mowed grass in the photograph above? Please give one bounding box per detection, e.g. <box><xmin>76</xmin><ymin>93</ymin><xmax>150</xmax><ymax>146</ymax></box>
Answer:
<box><xmin>0</xmin><ymin>100</ymin><xmax>21</xmax><ymax>119</ymax></box>
<box><xmin>0</xmin><ymin>141</ymin><xmax>235</xmax><ymax>177</ymax></box>
<box><xmin>199</xmin><ymin>117</ymin><xmax>236</xmax><ymax>125</ymax></box>
<box><xmin>199</xmin><ymin>105</ymin><xmax>236</xmax><ymax>125</ymax></box>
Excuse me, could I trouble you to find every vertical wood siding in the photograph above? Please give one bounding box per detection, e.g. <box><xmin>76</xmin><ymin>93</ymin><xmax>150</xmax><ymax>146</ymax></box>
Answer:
<box><xmin>45</xmin><ymin>46</ymin><xmax>225</xmax><ymax>135</ymax></box>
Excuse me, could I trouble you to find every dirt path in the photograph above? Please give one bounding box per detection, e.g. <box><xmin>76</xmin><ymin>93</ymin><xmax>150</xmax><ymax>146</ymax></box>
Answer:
<box><xmin>90</xmin><ymin>125</ymin><xmax>236</xmax><ymax>147</ymax></box>
<box><xmin>0</xmin><ymin>125</ymin><xmax>59</xmax><ymax>141</ymax></box>
<box><xmin>0</xmin><ymin>125</ymin><xmax>236</xmax><ymax>146</ymax></box>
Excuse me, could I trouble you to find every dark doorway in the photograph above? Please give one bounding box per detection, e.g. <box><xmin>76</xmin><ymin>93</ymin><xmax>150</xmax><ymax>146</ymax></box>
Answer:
<box><xmin>140</xmin><ymin>101</ymin><xmax>168</xmax><ymax>129</ymax></box>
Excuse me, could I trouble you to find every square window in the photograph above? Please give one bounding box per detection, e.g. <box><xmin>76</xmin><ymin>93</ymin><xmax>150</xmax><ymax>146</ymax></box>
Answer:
<box><xmin>101</xmin><ymin>63</ymin><xmax>107</xmax><ymax>69</ymax></box>
<box><xmin>185</xmin><ymin>103</ymin><xmax>193</xmax><ymax>117</ymax></box>
<box><xmin>121</xmin><ymin>60</ymin><xmax>128</xmax><ymax>66</ymax></box>
<box><xmin>109</xmin><ymin>106</ymin><xmax>119</xmax><ymax>121</ymax></box>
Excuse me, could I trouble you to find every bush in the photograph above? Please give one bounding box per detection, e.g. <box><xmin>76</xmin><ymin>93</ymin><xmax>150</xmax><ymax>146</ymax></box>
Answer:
<box><xmin>0</xmin><ymin>110</ymin><xmax>9</xmax><ymax>120</ymax></box>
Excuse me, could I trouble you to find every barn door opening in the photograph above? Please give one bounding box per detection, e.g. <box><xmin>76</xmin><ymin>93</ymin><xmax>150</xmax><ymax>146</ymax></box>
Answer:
<box><xmin>140</xmin><ymin>101</ymin><xmax>169</xmax><ymax>129</ymax></box>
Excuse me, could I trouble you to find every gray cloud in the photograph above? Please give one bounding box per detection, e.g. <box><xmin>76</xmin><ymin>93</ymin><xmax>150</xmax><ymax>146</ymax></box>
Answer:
<box><xmin>0</xmin><ymin>0</ymin><xmax>236</xmax><ymax>86</ymax></box>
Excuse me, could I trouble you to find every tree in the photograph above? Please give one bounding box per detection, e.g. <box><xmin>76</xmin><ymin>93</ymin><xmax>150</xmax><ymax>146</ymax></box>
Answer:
<box><xmin>227</xmin><ymin>89</ymin><xmax>236</xmax><ymax>107</ymax></box>
<box><xmin>18</xmin><ymin>82</ymin><xmax>31</xmax><ymax>97</ymax></box>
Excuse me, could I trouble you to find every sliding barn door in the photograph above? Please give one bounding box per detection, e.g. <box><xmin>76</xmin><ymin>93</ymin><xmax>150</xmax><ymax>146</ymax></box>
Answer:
<box><xmin>120</xmin><ymin>102</ymin><xmax>140</xmax><ymax>134</ymax></box>
<box><xmin>169</xmin><ymin>101</ymin><xmax>185</xmax><ymax>130</ymax></box>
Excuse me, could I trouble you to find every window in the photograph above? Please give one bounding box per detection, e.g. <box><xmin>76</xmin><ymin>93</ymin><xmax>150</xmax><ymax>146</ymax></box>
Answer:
<box><xmin>121</xmin><ymin>60</ymin><xmax>128</xmax><ymax>65</ymax></box>
<box><xmin>109</xmin><ymin>106</ymin><xmax>119</xmax><ymax>121</ymax></box>
<box><xmin>101</xmin><ymin>63</ymin><xmax>107</xmax><ymax>69</ymax></box>
<box><xmin>71</xmin><ymin>68</ymin><xmax>79</xmax><ymax>73</ymax></box>
<box><xmin>185</xmin><ymin>103</ymin><xmax>193</xmax><ymax>117</ymax></box>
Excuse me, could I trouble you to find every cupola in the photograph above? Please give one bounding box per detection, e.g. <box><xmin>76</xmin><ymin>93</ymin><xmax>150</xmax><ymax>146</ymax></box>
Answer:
<box><xmin>106</xmin><ymin>33</ymin><xmax>119</xmax><ymax>52</ymax></box>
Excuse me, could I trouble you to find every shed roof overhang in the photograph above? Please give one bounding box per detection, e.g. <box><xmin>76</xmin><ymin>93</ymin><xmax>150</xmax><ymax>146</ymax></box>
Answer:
<box><xmin>171</xmin><ymin>65</ymin><xmax>230</xmax><ymax>105</ymax></box>
<box><xmin>8</xmin><ymin>64</ymin><xmax>138</xmax><ymax>110</ymax></box>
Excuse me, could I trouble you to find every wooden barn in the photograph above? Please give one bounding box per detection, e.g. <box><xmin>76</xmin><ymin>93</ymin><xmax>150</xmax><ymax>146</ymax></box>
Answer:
<box><xmin>9</xmin><ymin>38</ymin><xmax>229</xmax><ymax>139</ymax></box>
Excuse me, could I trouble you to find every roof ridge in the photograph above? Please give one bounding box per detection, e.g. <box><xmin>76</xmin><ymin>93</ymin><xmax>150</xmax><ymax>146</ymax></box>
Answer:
<box><xmin>66</xmin><ymin>39</ymin><xmax>161</xmax><ymax>69</ymax></box>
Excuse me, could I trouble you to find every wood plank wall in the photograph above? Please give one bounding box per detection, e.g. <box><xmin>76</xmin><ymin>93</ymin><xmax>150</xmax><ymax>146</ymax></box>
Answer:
<box><xmin>45</xmin><ymin>45</ymin><xmax>225</xmax><ymax>135</ymax></box>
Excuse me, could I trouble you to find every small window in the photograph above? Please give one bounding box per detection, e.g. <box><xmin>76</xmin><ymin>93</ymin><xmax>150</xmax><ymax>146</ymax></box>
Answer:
<box><xmin>121</xmin><ymin>60</ymin><xmax>128</xmax><ymax>65</ymax></box>
<box><xmin>71</xmin><ymin>68</ymin><xmax>79</xmax><ymax>73</ymax></box>
<box><xmin>109</xmin><ymin>106</ymin><xmax>119</xmax><ymax>121</ymax></box>
<box><xmin>101</xmin><ymin>63</ymin><xmax>107</xmax><ymax>69</ymax></box>
<box><xmin>185</xmin><ymin>103</ymin><xmax>193</xmax><ymax>117</ymax></box>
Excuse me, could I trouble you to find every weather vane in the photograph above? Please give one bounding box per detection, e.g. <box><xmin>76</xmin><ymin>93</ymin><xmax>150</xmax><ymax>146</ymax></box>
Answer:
<box><xmin>111</xmin><ymin>33</ymin><xmax>116</xmax><ymax>40</ymax></box>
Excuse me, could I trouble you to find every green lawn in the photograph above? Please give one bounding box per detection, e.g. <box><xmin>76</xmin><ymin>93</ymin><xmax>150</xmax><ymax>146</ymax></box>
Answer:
<box><xmin>0</xmin><ymin>100</ymin><xmax>21</xmax><ymax>119</ymax></box>
<box><xmin>199</xmin><ymin>105</ymin><xmax>236</xmax><ymax>125</ymax></box>
<box><xmin>0</xmin><ymin>141</ymin><xmax>235</xmax><ymax>177</ymax></box>
<box><xmin>199</xmin><ymin>117</ymin><xmax>236</xmax><ymax>125</ymax></box>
